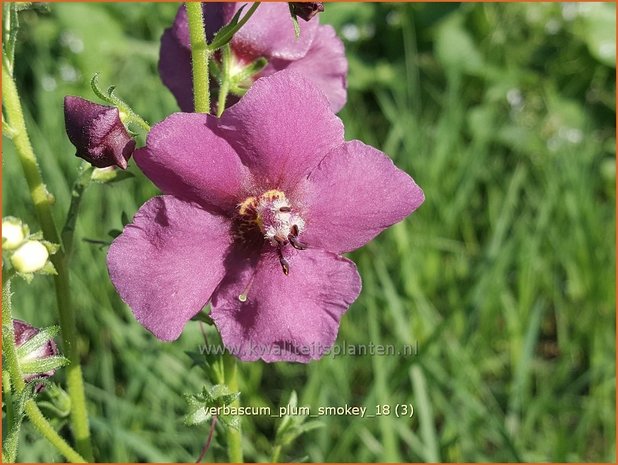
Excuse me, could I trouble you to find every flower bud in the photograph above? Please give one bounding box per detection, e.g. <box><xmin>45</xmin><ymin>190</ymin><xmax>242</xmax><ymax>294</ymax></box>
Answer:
<box><xmin>289</xmin><ymin>2</ymin><xmax>324</xmax><ymax>21</ymax></box>
<box><xmin>64</xmin><ymin>96</ymin><xmax>136</xmax><ymax>169</ymax></box>
<box><xmin>13</xmin><ymin>319</ymin><xmax>60</xmax><ymax>384</ymax></box>
<box><xmin>2</xmin><ymin>217</ymin><xmax>26</xmax><ymax>250</ymax></box>
<box><xmin>10</xmin><ymin>240</ymin><xmax>49</xmax><ymax>273</ymax></box>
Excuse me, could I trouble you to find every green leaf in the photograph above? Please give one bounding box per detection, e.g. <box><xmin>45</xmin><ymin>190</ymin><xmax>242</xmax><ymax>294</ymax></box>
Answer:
<box><xmin>219</xmin><ymin>414</ymin><xmax>240</xmax><ymax>431</ymax></box>
<box><xmin>121</xmin><ymin>211</ymin><xmax>130</xmax><ymax>226</ymax></box>
<box><xmin>208</xmin><ymin>4</ymin><xmax>248</xmax><ymax>51</ymax></box>
<box><xmin>274</xmin><ymin>390</ymin><xmax>323</xmax><ymax>450</ymax></box>
<box><xmin>280</xmin><ymin>420</ymin><xmax>322</xmax><ymax>447</ymax></box>
<box><xmin>184</xmin><ymin>384</ymin><xmax>240</xmax><ymax>426</ymax></box>
<box><xmin>108</xmin><ymin>229</ymin><xmax>122</xmax><ymax>239</ymax></box>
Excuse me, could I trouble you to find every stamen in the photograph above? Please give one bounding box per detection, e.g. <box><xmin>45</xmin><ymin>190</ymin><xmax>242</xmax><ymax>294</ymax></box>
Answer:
<box><xmin>289</xmin><ymin>235</ymin><xmax>307</xmax><ymax>250</ymax></box>
<box><xmin>279</xmin><ymin>256</ymin><xmax>290</xmax><ymax>275</ymax></box>
<box><xmin>279</xmin><ymin>206</ymin><xmax>291</xmax><ymax>213</ymax></box>
<box><xmin>277</xmin><ymin>247</ymin><xmax>290</xmax><ymax>275</ymax></box>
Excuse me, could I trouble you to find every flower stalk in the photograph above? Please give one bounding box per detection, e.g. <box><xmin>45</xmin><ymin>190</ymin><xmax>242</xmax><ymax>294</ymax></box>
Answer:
<box><xmin>2</xmin><ymin>57</ymin><xmax>94</xmax><ymax>462</ymax></box>
<box><xmin>2</xmin><ymin>277</ymin><xmax>87</xmax><ymax>463</ymax></box>
<box><xmin>223</xmin><ymin>354</ymin><xmax>243</xmax><ymax>462</ymax></box>
<box><xmin>186</xmin><ymin>2</ymin><xmax>211</xmax><ymax>113</ymax></box>
<box><xmin>61</xmin><ymin>162</ymin><xmax>93</xmax><ymax>261</ymax></box>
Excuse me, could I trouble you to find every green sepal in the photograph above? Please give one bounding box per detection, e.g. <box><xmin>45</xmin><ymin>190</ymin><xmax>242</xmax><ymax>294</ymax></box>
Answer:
<box><xmin>20</xmin><ymin>355</ymin><xmax>69</xmax><ymax>375</ymax></box>
<box><xmin>91</xmin><ymin>166</ymin><xmax>135</xmax><ymax>184</ymax></box>
<box><xmin>38</xmin><ymin>261</ymin><xmax>57</xmax><ymax>276</ymax></box>
<box><xmin>15</xmin><ymin>325</ymin><xmax>60</xmax><ymax>359</ymax></box>
<box><xmin>36</xmin><ymin>383</ymin><xmax>72</xmax><ymax>418</ymax></box>
<box><xmin>41</xmin><ymin>240</ymin><xmax>59</xmax><ymax>255</ymax></box>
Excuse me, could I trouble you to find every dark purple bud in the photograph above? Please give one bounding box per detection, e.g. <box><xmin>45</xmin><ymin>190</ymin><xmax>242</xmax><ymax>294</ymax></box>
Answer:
<box><xmin>13</xmin><ymin>319</ymin><xmax>59</xmax><ymax>385</ymax></box>
<box><xmin>289</xmin><ymin>2</ymin><xmax>324</xmax><ymax>21</ymax></box>
<box><xmin>64</xmin><ymin>96</ymin><xmax>136</xmax><ymax>169</ymax></box>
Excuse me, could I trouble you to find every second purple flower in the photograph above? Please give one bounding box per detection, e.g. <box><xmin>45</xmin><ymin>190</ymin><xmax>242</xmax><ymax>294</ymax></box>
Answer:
<box><xmin>159</xmin><ymin>2</ymin><xmax>348</xmax><ymax>113</ymax></box>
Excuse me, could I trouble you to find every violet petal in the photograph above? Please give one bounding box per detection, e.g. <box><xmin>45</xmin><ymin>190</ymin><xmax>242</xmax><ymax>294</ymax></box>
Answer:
<box><xmin>210</xmin><ymin>248</ymin><xmax>361</xmax><ymax>362</ymax></box>
<box><xmin>107</xmin><ymin>196</ymin><xmax>232</xmax><ymax>341</ymax></box>
<box><xmin>267</xmin><ymin>24</ymin><xmax>348</xmax><ymax>113</ymax></box>
<box><xmin>219</xmin><ymin>70</ymin><xmax>344</xmax><ymax>192</ymax></box>
<box><xmin>159</xmin><ymin>28</ymin><xmax>194</xmax><ymax>113</ymax></box>
<box><xmin>223</xmin><ymin>2</ymin><xmax>318</xmax><ymax>62</ymax></box>
<box><xmin>134</xmin><ymin>113</ymin><xmax>252</xmax><ymax>215</ymax></box>
<box><xmin>301</xmin><ymin>140</ymin><xmax>425</xmax><ymax>254</ymax></box>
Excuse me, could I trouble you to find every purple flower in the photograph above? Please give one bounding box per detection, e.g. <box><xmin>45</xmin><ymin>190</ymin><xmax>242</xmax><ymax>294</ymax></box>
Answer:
<box><xmin>289</xmin><ymin>2</ymin><xmax>325</xmax><ymax>22</ymax></box>
<box><xmin>159</xmin><ymin>2</ymin><xmax>347</xmax><ymax>113</ymax></box>
<box><xmin>13</xmin><ymin>319</ymin><xmax>59</xmax><ymax>384</ymax></box>
<box><xmin>64</xmin><ymin>96</ymin><xmax>136</xmax><ymax>169</ymax></box>
<box><xmin>107</xmin><ymin>71</ymin><xmax>423</xmax><ymax>362</ymax></box>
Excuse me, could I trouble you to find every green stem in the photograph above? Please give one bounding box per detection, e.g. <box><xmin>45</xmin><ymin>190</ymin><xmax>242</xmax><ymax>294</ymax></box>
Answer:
<box><xmin>2</xmin><ymin>278</ymin><xmax>22</xmax><ymax>463</ymax></box>
<box><xmin>217</xmin><ymin>45</ymin><xmax>232</xmax><ymax>117</ymax></box>
<box><xmin>90</xmin><ymin>74</ymin><xmax>151</xmax><ymax>133</ymax></box>
<box><xmin>186</xmin><ymin>2</ymin><xmax>211</xmax><ymax>113</ymax></box>
<box><xmin>223</xmin><ymin>354</ymin><xmax>243</xmax><ymax>462</ymax></box>
<box><xmin>3</xmin><ymin>370</ymin><xmax>14</xmax><ymax>427</ymax></box>
<box><xmin>271</xmin><ymin>444</ymin><xmax>282</xmax><ymax>463</ymax></box>
<box><xmin>2</xmin><ymin>279</ymin><xmax>87</xmax><ymax>463</ymax></box>
<box><xmin>2</xmin><ymin>58</ymin><xmax>94</xmax><ymax>461</ymax></box>
<box><xmin>61</xmin><ymin>163</ymin><xmax>93</xmax><ymax>261</ymax></box>
<box><xmin>24</xmin><ymin>400</ymin><xmax>87</xmax><ymax>463</ymax></box>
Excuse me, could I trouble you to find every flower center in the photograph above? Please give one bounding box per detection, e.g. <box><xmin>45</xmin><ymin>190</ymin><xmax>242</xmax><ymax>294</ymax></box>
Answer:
<box><xmin>237</xmin><ymin>190</ymin><xmax>307</xmax><ymax>275</ymax></box>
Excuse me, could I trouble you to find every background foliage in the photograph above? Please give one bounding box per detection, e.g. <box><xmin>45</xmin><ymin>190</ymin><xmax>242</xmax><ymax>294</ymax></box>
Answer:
<box><xmin>3</xmin><ymin>2</ymin><xmax>616</xmax><ymax>462</ymax></box>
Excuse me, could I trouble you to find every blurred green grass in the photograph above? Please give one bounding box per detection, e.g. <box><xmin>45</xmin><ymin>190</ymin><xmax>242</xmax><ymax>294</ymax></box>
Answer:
<box><xmin>3</xmin><ymin>2</ymin><xmax>615</xmax><ymax>462</ymax></box>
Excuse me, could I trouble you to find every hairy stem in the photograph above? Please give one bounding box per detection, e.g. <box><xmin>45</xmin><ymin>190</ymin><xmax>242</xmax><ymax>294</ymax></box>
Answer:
<box><xmin>23</xmin><ymin>400</ymin><xmax>87</xmax><ymax>463</ymax></box>
<box><xmin>223</xmin><ymin>354</ymin><xmax>243</xmax><ymax>462</ymax></box>
<box><xmin>61</xmin><ymin>163</ymin><xmax>93</xmax><ymax>261</ymax></box>
<box><xmin>186</xmin><ymin>2</ymin><xmax>211</xmax><ymax>113</ymax></box>
<box><xmin>271</xmin><ymin>444</ymin><xmax>282</xmax><ymax>463</ymax></box>
<box><xmin>2</xmin><ymin>278</ymin><xmax>87</xmax><ymax>463</ymax></box>
<box><xmin>2</xmin><ymin>58</ymin><xmax>94</xmax><ymax>461</ymax></box>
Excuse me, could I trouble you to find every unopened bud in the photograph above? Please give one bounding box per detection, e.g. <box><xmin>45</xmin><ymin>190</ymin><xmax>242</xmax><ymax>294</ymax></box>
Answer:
<box><xmin>2</xmin><ymin>217</ymin><xmax>26</xmax><ymax>250</ymax></box>
<box><xmin>289</xmin><ymin>2</ymin><xmax>324</xmax><ymax>21</ymax></box>
<box><xmin>64</xmin><ymin>96</ymin><xmax>136</xmax><ymax>169</ymax></box>
<box><xmin>11</xmin><ymin>240</ymin><xmax>49</xmax><ymax>273</ymax></box>
<box><xmin>13</xmin><ymin>319</ymin><xmax>61</xmax><ymax>386</ymax></box>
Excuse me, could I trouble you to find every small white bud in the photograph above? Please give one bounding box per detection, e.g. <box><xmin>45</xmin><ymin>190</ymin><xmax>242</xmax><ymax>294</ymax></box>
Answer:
<box><xmin>11</xmin><ymin>241</ymin><xmax>50</xmax><ymax>273</ymax></box>
<box><xmin>2</xmin><ymin>218</ymin><xmax>26</xmax><ymax>250</ymax></box>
